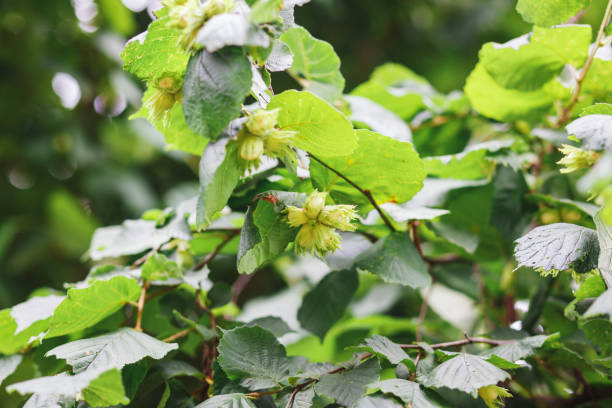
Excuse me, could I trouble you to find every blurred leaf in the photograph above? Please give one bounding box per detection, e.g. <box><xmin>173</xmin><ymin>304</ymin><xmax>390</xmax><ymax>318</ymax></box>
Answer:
<box><xmin>516</xmin><ymin>0</ymin><xmax>591</xmax><ymax>26</ymax></box>
<box><xmin>314</xmin><ymin>358</ymin><xmax>380</xmax><ymax>408</ymax></box>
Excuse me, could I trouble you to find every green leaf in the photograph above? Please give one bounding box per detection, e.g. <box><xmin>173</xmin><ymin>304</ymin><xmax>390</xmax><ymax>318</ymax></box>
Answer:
<box><xmin>370</xmin><ymin>379</ymin><xmax>438</xmax><ymax>408</ymax></box>
<box><xmin>23</xmin><ymin>394</ymin><xmax>76</xmax><ymax>408</ymax></box>
<box><xmin>195</xmin><ymin>14</ymin><xmax>270</xmax><ymax>53</ymax></box>
<box><xmin>516</xmin><ymin>0</ymin><xmax>591</xmax><ymax>26</ymax></box>
<box><xmin>247</xmin><ymin>316</ymin><xmax>294</xmax><ymax>337</ymax></box>
<box><xmin>267</xmin><ymin>89</ymin><xmax>356</xmax><ymax>158</ymax></box>
<box><xmin>355</xmin><ymin>335</ymin><xmax>414</xmax><ymax>367</ymax></box>
<box><xmin>479</xmin><ymin>335</ymin><xmax>551</xmax><ymax>362</ymax></box>
<box><xmin>575</xmin><ymin>274</ymin><xmax>606</xmax><ymax>300</ymax></box>
<box><xmin>46</xmin><ymin>276</ymin><xmax>142</xmax><ymax>338</ymax></box>
<box><xmin>237</xmin><ymin>195</ymin><xmax>303</xmax><ymax>274</ymax></box>
<box><xmin>345</xmin><ymin>95</ymin><xmax>412</xmax><ymax>142</ymax></box>
<box><xmin>586</xmin><ymin>289</ymin><xmax>612</xmax><ymax>319</ymax></box>
<box><xmin>419</xmin><ymin>353</ymin><xmax>510</xmax><ymax>397</ymax></box>
<box><xmin>595</xmin><ymin>211</ymin><xmax>612</xmax><ymax>286</ymax></box>
<box><xmin>131</xmin><ymin>90</ymin><xmax>207</xmax><ymax>156</ymax></box>
<box><xmin>581</xmin><ymin>103</ymin><xmax>612</xmax><ymax>116</ymax></box>
<box><xmin>0</xmin><ymin>294</ymin><xmax>64</xmax><ymax>354</ymax></box>
<box><xmin>358</xmin><ymin>395</ymin><xmax>403</xmax><ymax>408</ymax></box>
<box><xmin>514</xmin><ymin>223</ymin><xmax>599</xmax><ymax>275</ymax></box>
<box><xmin>0</xmin><ymin>355</ymin><xmax>22</xmax><ymax>386</ymax></box>
<box><xmin>47</xmin><ymin>328</ymin><xmax>178</xmax><ymax>373</ymax></box>
<box><xmin>464</xmin><ymin>63</ymin><xmax>554</xmax><ymax>122</ymax></box>
<box><xmin>297</xmin><ymin>269</ymin><xmax>358</xmax><ymax>340</ymax></box>
<box><xmin>280</xmin><ymin>27</ymin><xmax>345</xmax><ymax>101</ymax></box>
<box><xmin>314</xmin><ymin>358</ymin><xmax>380</xmax><ymax>408</ymax></box>
<box><xmin>566</xmin><ymin>114</ymin><xmax>612</xmax><ymax>151</ymax></box>
<box><xmin>354</xmin><ymin>232</ymin><xmax>430</xmax><ymax>288</ymax></box>
<box><xmin>350</xmin><ymin>63</ymin><xmax>434</xmax><ymax>120</ymax></box>
<box><xmin>183</xmin><ymin>48</ymin><xmax>252</xmax><ymax>139</ymax></box>
<box><xmin>121</xmin><ymin>16</ymin><xmax>189</xmax><ymax>81</ymax></box>
<box><xmin>8</xmin><ymin>369</ymin><xmax>129</xmax><ymax>408</ymax></box>
<box><xmin>531</xmin><ymin>25</ymin><xmax>591</xmax><ymax>68</ymax></box>
<box><xmin>310</xmin><ymin>129</ymin><xmax>425</xmax><ymax>212</ymax></box>
<box><xmin>142</xmin><ymin>253</ymin><xmax>183</xmax><ymax>281</ymax></box>
<box><xmin>217</xmin><ymin>326</ymin><xmax>290</xmax><ymax>389</ymax></box>
<box><xmin>196</xmin><ymin>138</ymin><xmax>244</xmax><ymax>229</ymax></box>
<box><xmin>194</xmin><ymin>393</ymin><xmax>256</xmax><ymax>408</ymax></box>
<box><xmin>250</xmin><ymin>0</ymin><xmax>283</xmax><ymax>24</ymax></box>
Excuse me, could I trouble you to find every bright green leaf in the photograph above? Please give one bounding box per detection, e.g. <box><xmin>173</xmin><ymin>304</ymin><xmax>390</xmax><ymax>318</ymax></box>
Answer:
<box><xmin>516</xmin><ymin>0</ymin><xmax>591</xmax><ymax>26</ymax></box>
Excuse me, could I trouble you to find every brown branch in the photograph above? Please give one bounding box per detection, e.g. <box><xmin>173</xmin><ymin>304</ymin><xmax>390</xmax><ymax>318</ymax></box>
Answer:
<box><xmin>232</xmin><ymin>273</ymin><xmax>255</xmax><ymax>304</ymax></box>
<box><xmin>163</xmin><ymin>328</ymin><xmax>193</xmax><ymax>343</ymax></box>
<box><xmin>410</xmin><ymin>220</ymin><xmax>423</xmax><ymax>256</ymax></box>
<box><xmin>146</xmin><ymin>285</ymin><xmax>179</xmax><ymax>302</ymax></box>
<box><xmin>532</xmin><ymin>386</ymin><xmax>612</xmax><ymax>407</ymax></box>
<box><xmin>131</xmin><ymin>245</ymin><xmax>160</xmax><ymax>269</ymax></box>
<box><xmin>556</xmin><ymin>0</ymin><xmax>612</xmax><ymax>125</ymax></box>
<box><xmin>400</xmin><ymin>334</ymin><xmax>513</xmax><ymax>350</ymax></box>
<box><xmin>308</xmin><ymin>153</ymin><xmax>396</xmax><ymax>232</ymax></box>
<box><xmin>415</xmin><ymin>285</ymin><xmax>432</xmax><ymax>342</ymax></box>
<box><xmin>134</xmin><ymin>282</ymin><xmax>149</xmax><ymax>332</ymax></box>
<box><xmin>195</xmin><ymin>229</ymin><xmax>241</xmax><ymax>271</ymax></box>
<box><xmin>423</xmin><ymin>254</ymin><xmax>470</xmax><ymax>265</ymax></box>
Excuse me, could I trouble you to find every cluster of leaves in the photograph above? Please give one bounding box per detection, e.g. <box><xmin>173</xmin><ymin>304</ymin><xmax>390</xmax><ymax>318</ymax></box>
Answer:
<box><xmin>3</xmin><ymin>0</ymin><xmax>612</xmax><ymax>407</ymax></box>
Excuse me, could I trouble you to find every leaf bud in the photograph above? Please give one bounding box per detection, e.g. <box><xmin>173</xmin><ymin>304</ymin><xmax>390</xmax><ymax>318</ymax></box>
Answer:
<box><xmin>238</xmin><ymin>133</ymin><xmax>265</xmax><ymax>162</ymax></box>
<box><xmin>304</xmin><ymin>190</ymin><xmax>327</xmax><ymax>219</ymax></box>
<box><xmin>318</xmin><ymin>204</ymin><xmax>358</xmax><ymax>231</ymax></box>
<box><xmin>556</xmin><ymin>144</ymin><xmax>600</xmax><ymax>174</ymax></box>
<box><xmin>246</xmin><ymin>108</ymin><xmax>280</xmax><ymax>137</ymax></box>
<box><xmin>478</xmin><ymin>385</ymin><xmax>512</xmax><ymax>408</ymax></box>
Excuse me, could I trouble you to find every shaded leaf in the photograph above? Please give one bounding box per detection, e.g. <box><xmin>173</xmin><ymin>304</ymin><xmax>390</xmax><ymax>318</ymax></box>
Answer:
<box><xmin>595</xmin><ymin>211</ymin><xmax>612</xmax><ymax>286</ymax></box>
<box><xmin>354</xmin><ymin>335</ymin><xmax>413</xmax><ymax>367</ymax></box>
<box><xmin>479</xmin><ymin>335</ymin><xmax>551</xmax><ymax>362</ymax></box>
<box><xmin>315</xmin><ymin>358</ymin><xmax>380</xmax><ymax>408</ymax></box>
<box><xmin>196</xmin><ymin>13</ymin><xmax>270</xmax><ymax>53</ymax></box>
<box><xmin>370</xmin><ymin>379</ymin><xmax>438</xmax><ymax>408</ymax></box>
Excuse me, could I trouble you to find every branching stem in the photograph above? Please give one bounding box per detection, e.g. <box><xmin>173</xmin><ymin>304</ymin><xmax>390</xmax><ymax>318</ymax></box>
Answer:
<box><xmin>134</xmin><ymin>282</ymin><xmax>149</xmax><ymax>332</ymax></box>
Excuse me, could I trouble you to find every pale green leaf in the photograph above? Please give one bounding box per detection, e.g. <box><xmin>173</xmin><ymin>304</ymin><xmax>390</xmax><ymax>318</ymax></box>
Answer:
<box><xmin>250</xmin><ymin>0</ymin><xmax>283</xmax><ymax>24</ymax></box>
<box><xmin>516</xmin><ymin>0</ymin><xmax>591</xmax><ymax>26</ymax></box>
<box><xmin>566</xmin><ymin>114</ymin><xmax>612</xmax><ymax>151</ymax></box>
<box><xmin>345</xmin><ymin>95</ymin><xmax>412</xmax><ymax>142</ymax></box>
<box><xmin>141</xmin><ymin>253</ymin><xmax>183</xmax><ymax>281</ymax></box>
<box><xmin>267</xmin><ymin>89</ymin><xmax>356</xmax><ymax>157</ymax></box>
<box><xmin>595</xmin><ymin>211</ymin><xmax>612</xmax><ymax>286</ymax></box>
<box><xmin>196</xmin><ymin>14</ymin><xmax>270</xmax><ymax>53</ymax></box>
<box><xmin>280</xmin><ymin>27</ymin><xmax>345</xmax><ymax>101</ymax></box>
<box><xmin>479</xmin><ymin>335</ymin><xmax>551</xmax><ymax>362</ymax></box>
<box><xmin>46</xmin><ymin>276</ymin><xmax>142</xmax><ymax>338</ymax></box>
<box><xmin>0</xmin><ymin>355</ymin><xmax>22</xmax><ymax>386</ymax></box>
<box><xmin>297</xmin><ymin>269</ymin><xmax>358</xmax><ymax>340</ymax></box>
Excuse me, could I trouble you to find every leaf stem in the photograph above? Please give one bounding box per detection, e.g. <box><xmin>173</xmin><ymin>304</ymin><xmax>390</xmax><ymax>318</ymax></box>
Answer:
<box><xmin>134</xmin><ymin>282</ymin><xmax>149</xmax><ymax>332</ymax></box>
<box><xmin>557</xmin><ymin>0</ymin><xmax>612</xmax><ymax>125</ymax></box>
<box><xmin>163</xmin><ymin>328</ymin><xmax>193</xmax><ymax>342</ymax></box>
<box><xmin>195</xmin><ymin>229</ymin><xmax>241</xmax><ymax>271</ymax></box>
<box><xmin>400</xmin><ymin>335</ymin><xmax>513</xmax><ymax>350</ymax></box>
<box><xmin>308</xmin><ymin>153</ymin><xmax>397</xmax><ymax>232</ymax></box>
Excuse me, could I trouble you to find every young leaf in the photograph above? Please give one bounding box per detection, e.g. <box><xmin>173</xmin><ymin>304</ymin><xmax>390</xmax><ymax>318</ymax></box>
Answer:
<box><xmin>196</xmin><ymin>138</ymin><xmax>244</xmax><ymax>229</ymax></box>
<box><xmin>355</xmin><ymin>335</ymin><xmax>414</xmax><ymax>367</ymax></box>
<box><xmin>46</xmin><ymin>328</ymin><xmax>178</xmax><ymax>373</ymax></box>
<box><xmin>183</xmin><ymin>48</ymin><xmax>252</xmax><ymax>140</ymax></box>
<box><xmin>280</xmin><ymin>26</ymin><xmax>345</xmax><ymax>101</ymax></box>
<box><xmin>46</xmin><ymin>276</ymin><xmax>142</xmax><ymax>338</ymax></box>
<box><xmin>370</xmin><ymin>379</ymin><xmax>438</xmax><ymax>408</ymax></box>
<box><xmin>516</xmin><ymin>0</ymin><xmax>591</xmax><ymax>27</ymax></box>
<box><xmin>566</xmin><ymin>114</ymin><xmax>612</xmax><ymax>151</ymax></box>
<box><xmin>297</xmin><ymin>269</ymin><xmax>359</xmax><ymax>340</ymax></box>
<box><xmin>217</xmin><ymin>326</ymin><xmax>290</xmax><ymax>389</ymax></box>
<box><xmin>141</xmin><ymin>253</ymin><xmax>182</xmax><ymax>281</ymax></box>
<box><xmin>314</xmin><ymin>358</ymin><xmax>380</xmax><ymax>408</ymax></box>
<box><xmin>310</xmin><ymin>129</ymin><xmax>425</xmax><ymax>212</ymax></box>
<box><xmin>266</xmin><ymin>89</ymin><xmax>357</xmax><ymax>157</ymax></box>
<box><xmin>419</xmin><ymin>353</ymin><xmax>510</xmax><ymax>397</ymax></box>
<box><xmin>195</xmin><ymin>14</ymin><xmax>270</xmax><ymax>53</ymax></box>
<box><xmin>514</xmin><ymin>223</ymin><xmax>599</xmax><ymax>275</ymax></box>
<box><xmin>250</xmin><ymin>0</ymin><xmax>283</xmax><ymax>24</ymax></box>
<box><xmin>194</xmin><ymin>393</ymin><xmax>256</xmax><ymax>408</ymax></box>
<box><xmin>354</xmin><ymin>232</ymin><xmax>430</xmax><ymax>288</ymax></box>
<box><xmin>8</xmin><ymin>368</ymin><xmax>129</xmax><ymax>408</ymax></box>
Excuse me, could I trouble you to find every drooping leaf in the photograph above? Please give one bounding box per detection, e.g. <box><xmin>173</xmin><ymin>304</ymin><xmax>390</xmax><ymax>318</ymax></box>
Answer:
<box><xmin>0</xmin><ymin>355</ymin><xmax>22</xmax><ymax>386</ymax></box>
<box><xmin>419</xmin><ymin>353</ymin><xmax>510</xmax><ymax>397</ymax></box>
<box><xmin>8</xmin><ymin>369</ymin><xmax>129</xmax><ymax>408</ymax></box>
<box><xmin>354</xmin><ymin>232</ymin><xmax>430</xmax><ymax>288</ymax></box>
<box><xmin>217</xmin><ymin>326</ymin><xmax>290</xmax><ymax>389</ymax></box>
<box><xmin>566</xmin><ymin>114</ymin><xmax>612</xmax><ymax>151</ymax></box>
<box><xmin>516</xmin><ymin>0</ymin><xmax>591</xmax><ymax>27</ymax></box>
<box><xmin>314</xmin><ymin>358</ymin><xmax>380</xmax><ymax>408</ymax></box>
<box><xmin>464</xmin><ymin>63</ymin><xmax>554</xmax><ymax>122</ymax></box>
<box><xmin>280</xmin><ymin>27</ymin><xmax>345</xmax><ymax>101</ymax></box>
<box><xmin>266</xmin><ymin>89</ymin><xmax>356</xmax><ymax>157</ymax></box>
<box><xmin>195</xmin><ymin>14</ymin><xmax>270</xmax><ymax>53</ymax></box>
<box><xmin>310</xmin><ymin>129</ymin><xmax>425</xmax><ymax>213</ymax></box>
<box><xmin>479</xmin><ymin>335</ymin><xmax>551</xmax><ymax>362</ymax></box>
<box><xmin>47</xmin><ymin>328</ymin><xmax>178</xmax><ymax>373</ymax></box>
<box><xmin>194</xmin><ymin>393</ymin><xmax>256</xmax><ymax>408</ymax></box>
<box><xmin>345</xmin><ymin>95</ymin><xmax>412</xmax><ymax>142</ymax></box>
<box><xmin>297</xmin><ymin>269</ymin><xmax>358</xmax><ymax>340</ymax></box>
<box><xmin>121</xmin><ymin>16</ymin><xmax>189</xmax><ymax>81</ymax></box>
<box><xmin>0</xmin><ymin>294</ymin><xmax>65</xmax><ymax>354</ymax></box>
<box><xmin>237</xmin><ymin>193</ymin><xmax>305</xmax><ymax>274</ymax></box>
<box><xmin>370</xmin><ymin>379</ymin><xmax>438</xmax><ymax>408</ymax></box>
<box><xmin>196</xmin><ymin>138</ymin><xmax>244</xmax><ymax>229</ymax></box>
<box><xmin>354</xmin><ymin>335</ymin><xmax>413</xmax><ymax>367</ymax></box>
<box><xmin>46</xmin><ymin>276</ymin><xmax>142</xmax><ymax>338</ymax></box>
<box><xmin>514</xmin><ymin>223</ymin><xmax>600</xmax><ymax>275</ymax></box>
<box><xmin>183</xmin><ymin>48</ymin><xmax>252</xmax><ymax>139</ymax></box>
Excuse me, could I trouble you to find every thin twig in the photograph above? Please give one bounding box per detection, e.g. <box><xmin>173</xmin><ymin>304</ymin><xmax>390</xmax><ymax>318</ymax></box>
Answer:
<box><xmin>232</xmin><ymin>273</ymin><xmax>255</xmax><ymax>303</ymax></box>
<box><xmin>410</xmin><ymin>220</ymin><xmax>423</xmax><ymax>256</ymax></box>
<box><xmin>308</xmin><ymin>153</ymin><xmax>396</xmax><ymax>232</ymax></box>
<box><xmin>163</xmin><ymin>328</ymin><xmax>193</xmax><ymax>342</ymax></box>
<box><xmin>131</xmin><ymin>245</ymin><xmax>160</xmax><ymax>269</ymax></box>
<box><xmin>134</xmin><ymin>282</ymin><xmax>149</xmax><ymax>332</ymax></box>
<box><xmin>423</xmin><ymin>254</ymin><xmax>470</xmax><ymax>265</ymax></box>
<box><xmin>556</xmin><ymin>0</ymin><xmax>612</xmax><ymax>125</ymax></box>
<box><xmin>415</xmin><ymin>285</ymin><xmax>432</xmax><ymax>342</ymax></box>
<box><xmin>399</xmin><ymin>335</ymin><xmax>513</xmax><ymax>350</ymax></box>
<box><xmin>195</xmin><ymin>229</ymin><xmax>241</xmax><ymax>271</ymax></box>
<box><xmin>146</xmin><ymin>285</ymin><xmax>179</xmax><ymax>302</ymax></box>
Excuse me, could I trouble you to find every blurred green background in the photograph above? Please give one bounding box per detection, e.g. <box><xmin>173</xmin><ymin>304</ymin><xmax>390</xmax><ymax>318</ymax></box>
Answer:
<box><xmin>0</xmin><ymin>0</ymin><xmax>605</xmax><ymax>308</ymax></box>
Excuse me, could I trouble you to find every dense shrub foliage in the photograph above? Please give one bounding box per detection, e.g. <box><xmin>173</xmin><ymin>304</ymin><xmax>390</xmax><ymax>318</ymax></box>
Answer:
<box><xmin>2</xmin><ymin>0</ymin><xmax>612</xmax><ymax>407</ymax></box>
